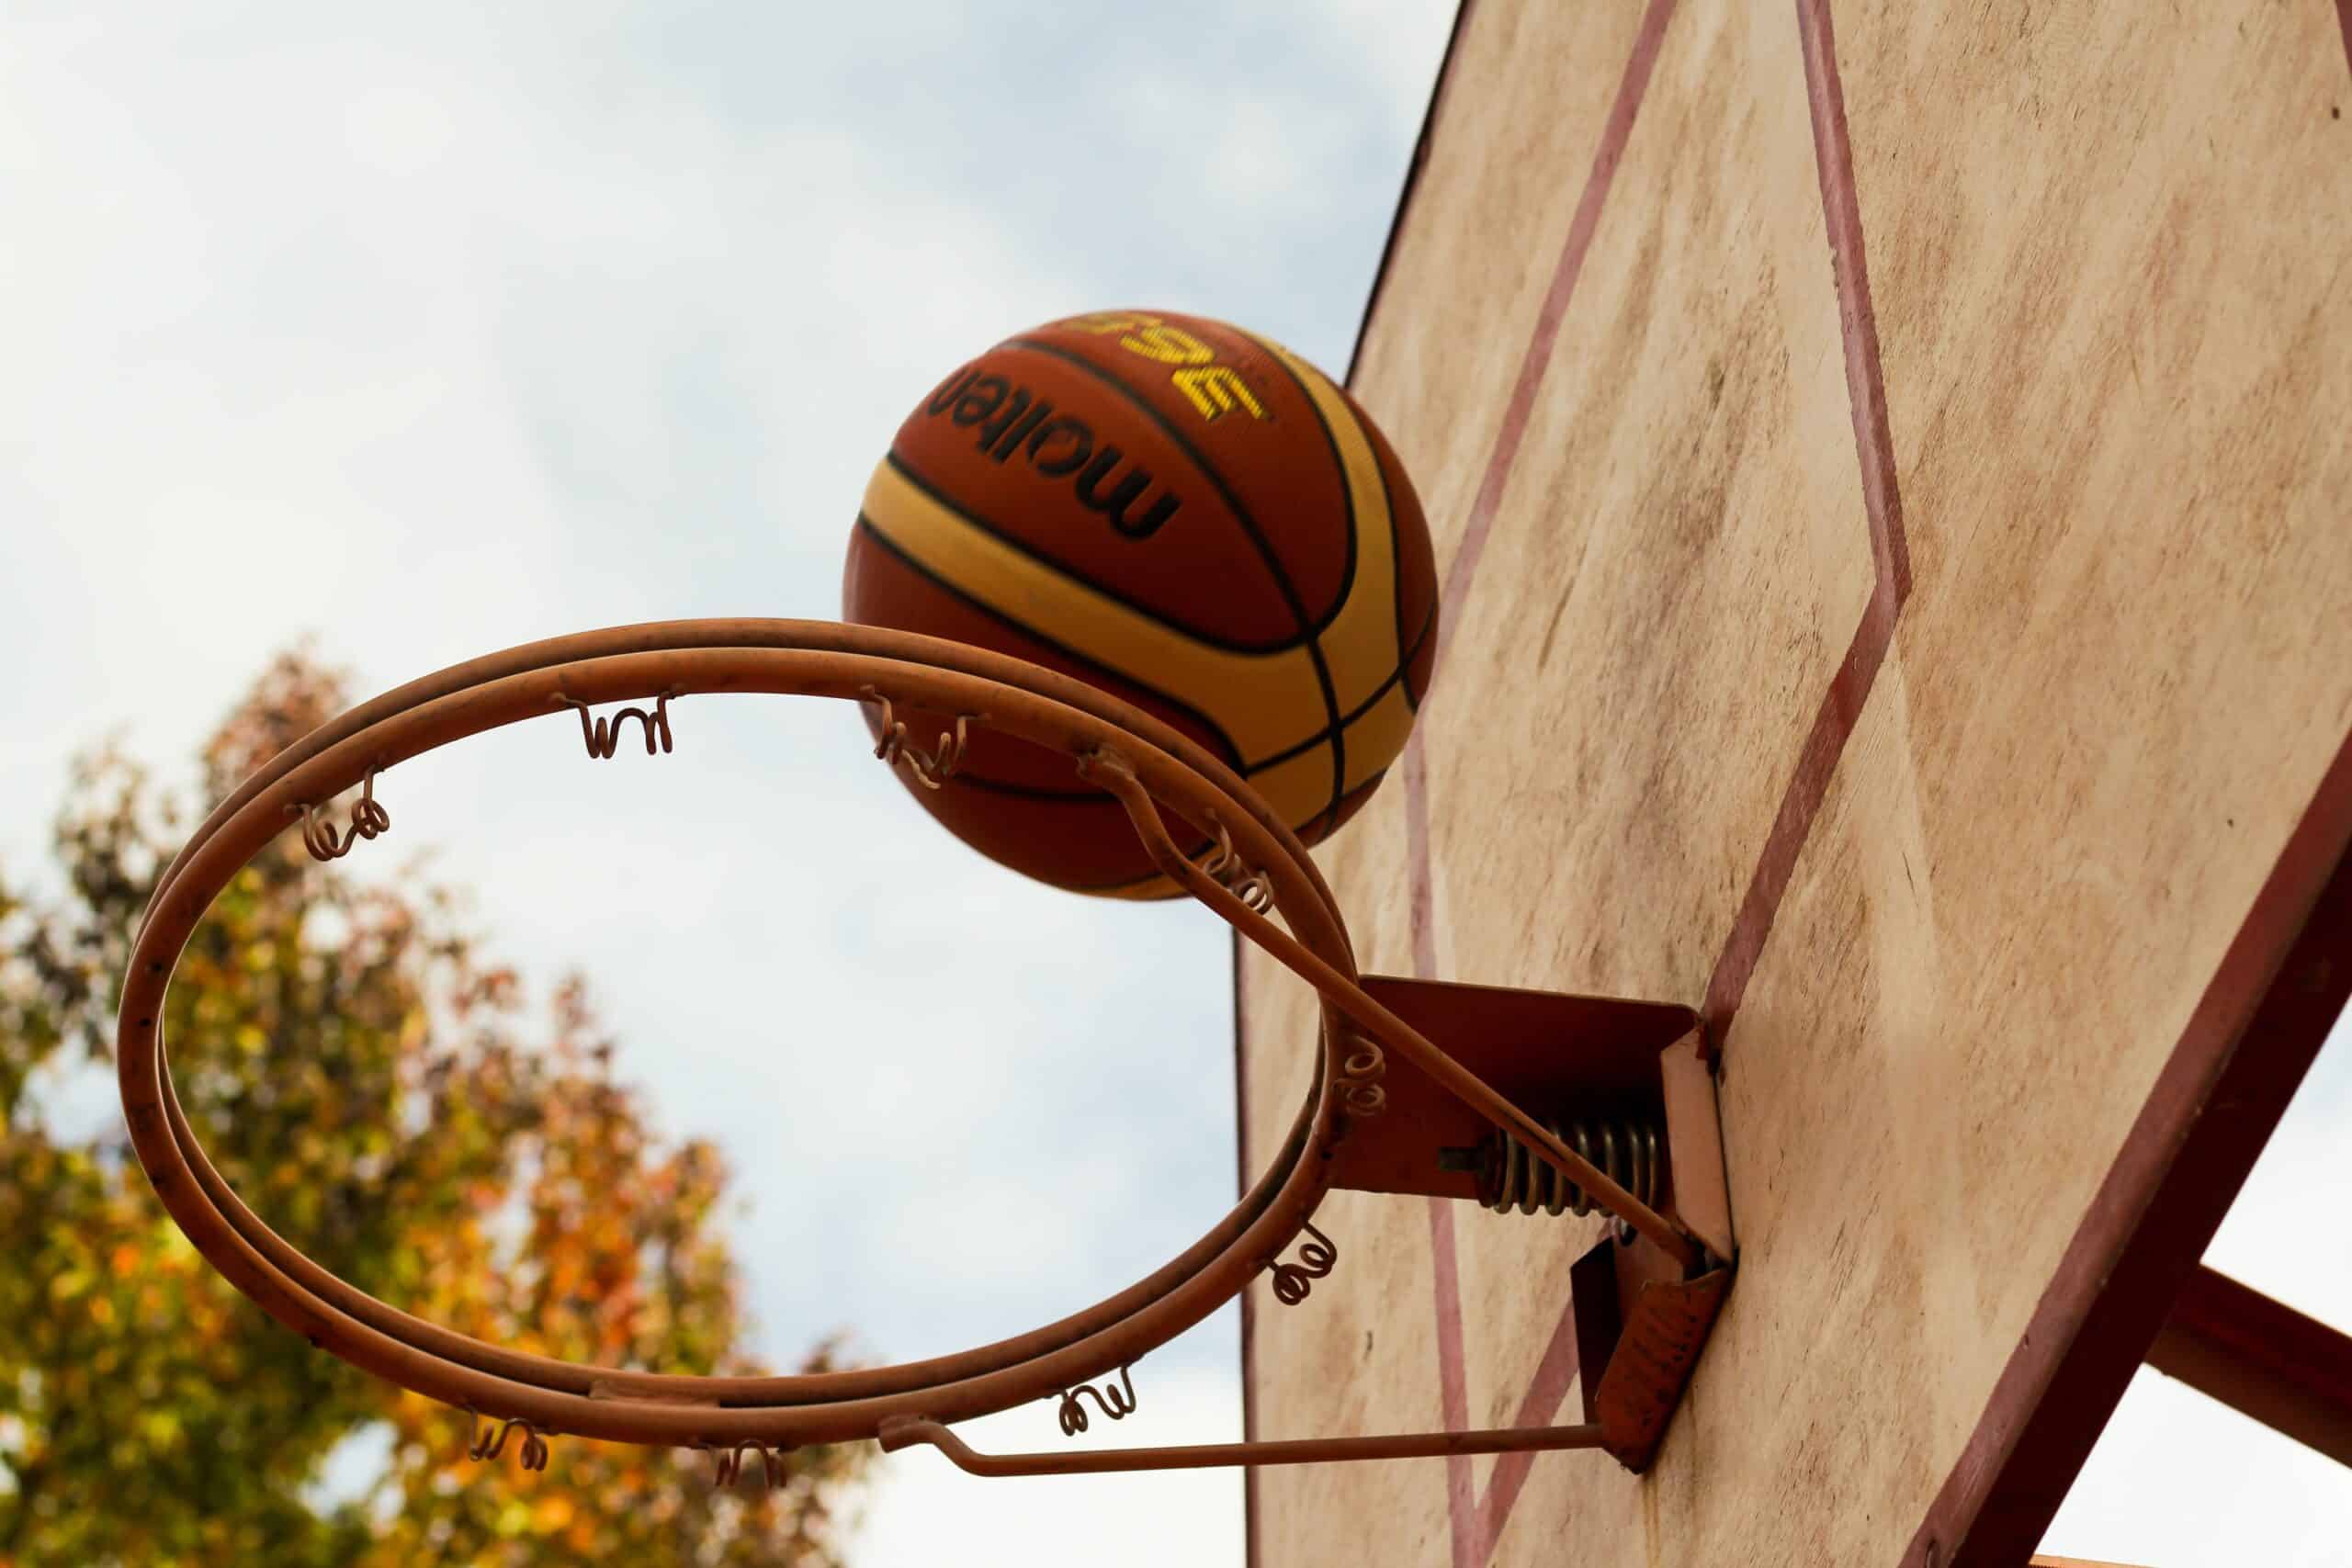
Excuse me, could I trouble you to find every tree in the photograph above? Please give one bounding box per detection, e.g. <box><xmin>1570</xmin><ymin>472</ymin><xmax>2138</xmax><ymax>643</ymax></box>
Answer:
<box><xmin>0</xmin><ymin>651</ymin><xmax>865</xmax><ymax>1566</ymax></box>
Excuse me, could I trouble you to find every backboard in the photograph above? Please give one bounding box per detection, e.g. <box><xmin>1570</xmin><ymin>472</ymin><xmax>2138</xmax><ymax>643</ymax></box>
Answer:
<box><xmin>1235</xmin><ymin>4</ymin><xmax>2352</xmax><ymax>1566</ymax></box>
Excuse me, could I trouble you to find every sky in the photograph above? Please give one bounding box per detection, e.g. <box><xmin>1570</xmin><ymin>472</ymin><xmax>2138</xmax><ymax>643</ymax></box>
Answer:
<box><xmin>1</xmin><ymin>4</ymin><xmax>2344</xmax><ymax>1565</ymax></box>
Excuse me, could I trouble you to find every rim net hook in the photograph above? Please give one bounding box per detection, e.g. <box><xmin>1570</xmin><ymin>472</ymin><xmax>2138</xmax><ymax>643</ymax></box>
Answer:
<box><xmin>1269</xmin><ymin>1223</ymin><xmax>1338</xmax><ymax>1307</ymax></box>
<box><xmin>1049</xmin><ymin>1365</ymin><xmax>1139</xmax><ymax>1438</ymax></box>
<box><xmin>555</xmin><ymin>689</ymin><xmax>679</xmax><ymax>759</ymax></box>
<box><xmin>286</xmin><ymin>765</ymin><xmax>390</xmax><ymax>862</ymax></box>
<box><xmin>863</xmin><ymin>686</ymin><xmax>973</xmax><ymax>788</ymax></box>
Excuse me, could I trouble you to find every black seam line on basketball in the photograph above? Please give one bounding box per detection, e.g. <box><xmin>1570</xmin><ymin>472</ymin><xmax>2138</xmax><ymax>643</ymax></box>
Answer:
<box><xmin>1400</xmin><ymin>569</ymin><xmax>1433</xmax><ymax>716</ymax></box>
<box><xmin>853</xmin><ymin>513</ymin><xmax>1249</xmax><ymax>770</ymax></box>
<box><xmin>940</xmin><ymin>772</ymin><xmax>1111</xmax><ymax>801</ymax></box>
<box><xmin>1052</xmin><ymin>767</ymin><xmax>1382</xmax><ymax>894</ymax></box>
<box><xmin>879</xmin><ymin>449</ymin><xmax>1309</xmax><ymax>658</ymax></box>
<box><xmin>1069</xmin><ymin>852</ymin><xmax>1216</xmax><ymax>897</ymax></box>
<box><xmin>964</xmin><ymin>695</ymin><xmax>1410</xmax><ymax>798</ymax></box>
<box><xmin>1369</xmin><ymin>426</ymin><xmax>1416</xmax><ymax>713</ymax></box>
<box><xmin>1240</xmin><ymin>597</ymin><xmax>1439</xmax><ymax>777</ymax></box>
<box><xmin>999</xmin><ymin>338</ymin><xmax>1363</xmax><ymax>648</ymax></box>
<box><xmin>1231</xmin><ymin>330</ymin><xmax>1358</xmax><ymax>831</ymax></box>
<box><xmin>1289</xmin><ymin>766</ymin><xmax>1389</xmax><ymax>846</ymax></box>
<box><xmin>1230</xmin><ymin>331</ymin><xmax>1363</xmax><ymax>652</ymax></box>
<box><xmin>1002</xmin><ymin>335</ymin><xmax>1350</xmax><ymax>820</ymax></box>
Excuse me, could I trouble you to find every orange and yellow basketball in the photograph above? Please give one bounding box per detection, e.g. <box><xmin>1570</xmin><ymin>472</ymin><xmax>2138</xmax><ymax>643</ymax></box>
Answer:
<box><xmin>843</xmin><ymin>309</ymin><xmax>1438</xmax><ymax>896</ymax></box>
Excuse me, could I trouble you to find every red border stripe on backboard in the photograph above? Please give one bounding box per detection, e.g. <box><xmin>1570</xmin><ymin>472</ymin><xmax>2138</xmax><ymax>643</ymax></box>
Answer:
<box><xmin>1408</xmin><ymin>0</ymin><xmax>1909</xmax><ymax>1558</ymax></box>
<box><xmin>1702</xmin><ymin>0</ymin><xmax>1911</xmax><ymax>1044</ymax></box>
<box><xmin>1406</xmin><ymin>744</ymin><xmax>1482</xmax><ymax>1568</ymax></box>
<box><xmin>1907</xmin><ymin>22</ymin><xmax>2348</xmax><ymax>1568</ymax></box>
<box><xmin>1248</xmin><ymin>5</ymin><xmax>1478</xmax><ymax>1552</ymax></box>
<box><xmin>1429</xmin><ymin>0</ymin><xmax>1679</xmax><ymax>671</ymax></box>
<box><xmin>1401</xmin><ymin>4</ymin><xmax>1679</xmax><ymax>1563</ymax></box>
<box><xmin>1470</xmin><ymin>1293</ymin><xmax>1587</xmax><ymax>1560</ymax></box>
<box><xmin>1230</xmin><ymin>931</ymin><xmax>1261</xmax><ymax>1568</ymax></box>
<box><xmin>1906</xmin><ymin>727</ymin><xmax>2352</xmax><ymax>1566</ymax></box>
<box><xmin>1270</xmin><ymin>0</ymin><xmax>2343</xmax><ymax>1562</ymax></box>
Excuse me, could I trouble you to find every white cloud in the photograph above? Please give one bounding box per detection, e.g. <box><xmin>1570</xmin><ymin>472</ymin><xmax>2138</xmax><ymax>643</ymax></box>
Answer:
<box><xmin>0</xmin><ymin>5</ymin><xmax>1448</xmax><ymax>1562</ymax></box>
<box><xmin>2044</xmin><ymin>1367</ymin><xmax>2352</xmax><ymax>1568</ymax></box>
<box><xmin>2043</xmin><ymin>1008</ymin><xmax>2352</xmax><ymax>1562</ymax></box>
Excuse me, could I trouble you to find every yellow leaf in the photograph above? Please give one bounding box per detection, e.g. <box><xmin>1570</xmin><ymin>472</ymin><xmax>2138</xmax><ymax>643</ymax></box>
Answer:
<box><xmin>532</xmin><ymin>1495</ymin><xmax>573</xmax><ymax>1534</ymax></box>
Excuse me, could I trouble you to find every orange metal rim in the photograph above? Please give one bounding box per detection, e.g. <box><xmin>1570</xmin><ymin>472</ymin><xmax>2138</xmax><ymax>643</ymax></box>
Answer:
<box><xmin>118</xmin><ymin>622</ymin><xmax>1363</xmax><ymax>1449</ymax></box>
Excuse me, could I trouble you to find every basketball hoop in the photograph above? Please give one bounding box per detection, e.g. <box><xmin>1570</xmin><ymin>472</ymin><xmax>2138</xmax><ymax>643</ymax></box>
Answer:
<box><xmin>119</xmin><ymin>619</ymin><xmax>1733</xmax><ymax>1481</ymax></box>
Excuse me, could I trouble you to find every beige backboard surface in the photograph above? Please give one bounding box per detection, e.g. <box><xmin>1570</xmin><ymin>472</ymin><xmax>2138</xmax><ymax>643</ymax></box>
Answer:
<box><xmin>1235</xmin><ymin>3</ymin><xmax>2352</xmax><ymax>1566</ymax></box>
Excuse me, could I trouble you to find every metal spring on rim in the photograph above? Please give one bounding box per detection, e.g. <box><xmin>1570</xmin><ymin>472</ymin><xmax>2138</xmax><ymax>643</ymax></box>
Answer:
<box><xmin>465</xmin><ymin>1409</ymin><xmax>550</xmax><ymax>1472</ymax></box>
<box><xmin>556</xmin><ymin>688</ymin><xmax>679</xmax><ymax>759</ymax></box>
<box><xmin>1336</xmin><ymin>1033</ymin><xmax>1387</xmax><ymax>1118</ymax></box>
<box><xmin>1268</xmin><ymin>1222</ymin><xmax>1337</xmax><ymax>1306</ymax></box>
<box><xmin>1475</xmin><ymin>1114</ymin><xmax>1664</xmax><ymax>1235</ymax></box>
<box><xmin>287</xmin><ymin>766</ymin><xmax>390</xmax><ymax>862</ymax></box>
<box><xmin>1195</xmin><ymin>821</ymin><xmax>1275</xmax><ymax>914</ymax></box>
<box><xmin>1050</xmin><ymin>1365</ymin><xmax>1137</xmax><ymax>1438</ymax></box>
<box><xmin>863</xmin><ymin>687</ymin><xmax>971</xmax><ymax>789</ymax></box>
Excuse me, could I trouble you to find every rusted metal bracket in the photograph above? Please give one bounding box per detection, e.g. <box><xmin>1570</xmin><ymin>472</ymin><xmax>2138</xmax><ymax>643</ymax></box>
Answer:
<box><xmin>1324</xmin><ymin>976</ymin><xmax>1737</xmax><ymax>1472</ymax></box>
<box><xmin>880</xmin><ymin>977</ymin><xmax>1737</xmax><ymax>1477</ymax></box>
<box><xmin>1570</xmin><ymin>1234</ymin><xmax>1733</xmax><ymax>1470</ymax></box>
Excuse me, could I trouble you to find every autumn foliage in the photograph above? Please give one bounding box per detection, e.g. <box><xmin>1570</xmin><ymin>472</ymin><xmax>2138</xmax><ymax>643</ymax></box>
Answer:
<box><xmin>0</xmin><ymin>652</ymin><xmax>866</xmax><ymax>1564</ymax></box>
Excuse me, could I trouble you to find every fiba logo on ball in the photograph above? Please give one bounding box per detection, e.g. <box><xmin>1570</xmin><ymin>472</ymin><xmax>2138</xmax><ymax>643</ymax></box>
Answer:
<box><xmin>845</xmin><ymin>309</ymin><xmax>1441</xmax><ymax>895</ymax></box>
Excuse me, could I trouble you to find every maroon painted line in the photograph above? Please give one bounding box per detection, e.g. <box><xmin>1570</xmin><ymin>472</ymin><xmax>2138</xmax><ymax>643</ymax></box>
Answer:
<box><xmin>1702</xmin><ymin>587</ymin><xmax>1899</xmax><ymax>1034</ymax></box>
<box><xmin>1246</xmin><ymin>8</ymin><xmax>1479</xmax><ymax>1551</ymax></box>
<box><xmin>1408</xmin><ymin>739</ymin><xmax>1474</xmax><ymax>1566</ymax></box>
<box><xmin>2338</xmin><ymin>0</ymin><xmax>2352</xmax><ymax>85</ymax></box>
<box><xmin>1905</xmin><ymin>725</ymin><xmax>2352</xmax><ymax>1567</ymax></box>
<box><xmin>1430</xmin><ymin>0</ymin><xmax>1679</xmax><ymax>677</ymax></box>
<box><xmin>1245</xmin><ymin>7</ymin><xmax>1479</xmax><ymax>1542</ymax></box>
<box><xmin>1395</xmin><ymin>6</ymin><xmax>1678</xmax><ymax>1562</ymax></box>
<box><xmin>1471</xmin><ymin>1293</ymin><xmax>1585</xmax><ymax>1562</ymax></box>
<box><xmin>1231</xmin><ymin>936</ymin><xmax>1261</xmax><ymax>1568</ymax></box>
<box><xmin>1427</xmin><ymin>1198</ymin><xmax>1479</xmax><ymax>1568</ymax></box>
<box><xmin>1406</xmin><ymin>736</ymin><xmax>1440</xmax><ymax>976</ymax></box>
<box><xmin>1464</xmin><ymin>0</ymin><xmax>1911</xmax><ymax>1555</ymax></box>
<box><xmin>1404</xmin><ymin>678</ymin><xmax>1465</xmax><ymax>1563</ymax></box>
<box><xmin>1796</xmin><ymin>0</ymin><xmax>1911</xmax><ymax>608</ymax></box>
<box><xmin>1700</xmin><ymin>0</ymin><xmax>1912</xmax><ymax>1045</ymax></box>
<box><xmin>1393</xmin><ymin>6</ymin><xmax>1678</xmax><ymax>1562</ymax></box>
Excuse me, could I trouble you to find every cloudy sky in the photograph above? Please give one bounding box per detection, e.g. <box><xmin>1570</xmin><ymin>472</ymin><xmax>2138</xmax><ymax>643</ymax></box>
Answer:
<box><xmin>3</xmin><ymin>4</ymin><xmax>2343</xmax><ymax>1564</ymax></box>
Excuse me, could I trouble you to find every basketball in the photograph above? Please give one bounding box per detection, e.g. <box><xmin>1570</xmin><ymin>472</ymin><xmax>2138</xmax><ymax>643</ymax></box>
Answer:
<box><xmin>843</xmin><ymin>308</ymin><xmax>1439</xmax><ymax>896</ymax></box>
